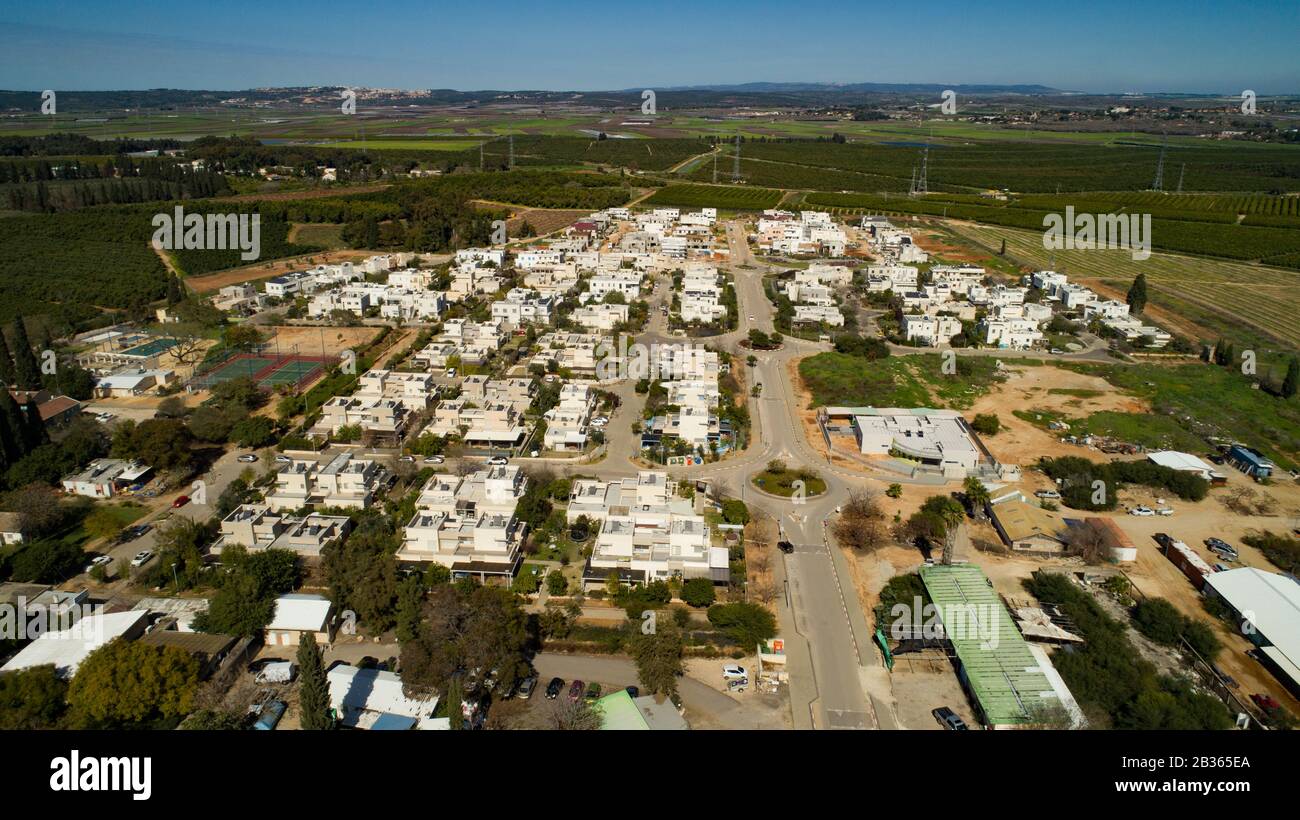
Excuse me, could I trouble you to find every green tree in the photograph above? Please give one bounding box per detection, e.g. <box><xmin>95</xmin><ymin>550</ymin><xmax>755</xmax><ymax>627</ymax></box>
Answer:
<box><xmin>67</xmin><ymin>641</ymin><xmax>199</xmax><ymax>727</ymax></box>
<box><xmin>0</xmin><ymin>664</ymin><xmax>68</xmax><ymax>729</ymax></box>
<box><xmin>1125</xmin><ymin>273</ymin><xmax>1148</xmax><ymax>314</ymax></box>
<box><xmin>629</xmin><ymin>618</ymin><xmax>684</xmax><ymax>697</ymax></box>
<box><xmin>0</xmin><ymin>330</ymin><xmax>16</xmax><ymax>387</ymax></box>
<box><xmin>1282</xmin><ymin>357</ymin><xmax>1299</xmax><ymax>399</ymax></box>
<box><xmin>297</xmin><ymin>632</ymin><xmax>332</xmax><ymax>730</ymax></box>
<box><xmin>231</xmin><ymin>416</ymin><xmax>278</xmax><ymax>448</ymax></box>
<box><xmin>707</xmin><ymin>602</ymin><xmax>777</xmax><ymax>648</ymax></box>
<box><xmin>82</xmin><ymin>506</ymin><xmax>125</xmax><ymax>542</ymax></box>
<box><xmin>680</xmin><ymin>577</ymin><xmax>716</xmax><ymax>607</ymax></box>
<box><xmin>546</xmin><ymin>570</ymin><xmax>568</xmax><ymax>596</ymax></box>
<box><xmin>9</xmin><ymin>315</ymin><xmax>43</xmax><ymax>390</ymax></box>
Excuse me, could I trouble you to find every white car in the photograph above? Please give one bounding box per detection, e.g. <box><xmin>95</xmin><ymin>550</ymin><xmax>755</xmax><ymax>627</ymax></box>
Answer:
<box><xmin>445</xmin><ymin>368</ymin><xmax>457</xmax><ymax>378</ymax></box>
<box><xmin>397</xmin><ymin>455</ymin><xmax>416</xmax><ymax>463</ymax></box>
<box><xmin>747</xmin><ymin>315</ymin><xmax>755</xmax><ymax>322</ymax></box>
<box><xmin>84</xmin><ymin>555</ymin><xmax>112</xmax><ymax>573</ymax></box>
<box><xmin>131</xmin><ymin>550</ymin><xmax>154</xmax><ymax>567</ymax></box>
<box><xmin>722</xmin><ymin>664</ymin><xmax>748</xmax><ymax>681</ymax></box>
<box><xmin>1129</xmin><ymin>506</ymin><xmax>1155</xmax><ymax>517</ymax></box>
<box><xmin>274</xmin><ymin>454</ymin><xmax>292</xmax><ymax>464</ymax></box>
<box><xmin>486</xmin><ymin>456</ymin><xmax>509</xmax><ymax>466</ymax></box>
<box><xmin>423</xmin><ymin>455</ymin><xmax>445</xmax><ymax>464</ymax></box>
<box><xmin>1155</xmin><ymin>508</ymin><xmax>1174</xmax><ymax>516</ymax></box>
<box><xmin>591</xmin><ymin>416</ymin><xmax>609</xmax><ymax>426</ymax></box>
<box><xmin>237</xmin><ymin>454</ymin><xmax>259</xmax><ymax>463</ymax></box>
<box><xmin>1034</xmin><ymin>490</ymin><xmax>1061</xmax><ymax>499</ymax></box>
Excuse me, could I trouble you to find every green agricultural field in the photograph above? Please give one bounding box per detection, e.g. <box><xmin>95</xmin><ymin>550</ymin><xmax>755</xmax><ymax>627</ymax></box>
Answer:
<box><xmin>320</xmin><ymin>139</ymin><xmax>486</xmax><ymax>151</ymax></box>
<box><xmin>1060</xmin><ymin>361</ymin><xmax>1300</xmax><ymax>470</ymax></box>
<box><xmin>643</xmin><ymin>183</ymin><xmax>782</xmax><ymax>210</ymax></box>
<box><xmin>797</xmin><ymin>352</ymin><xmax>1002</xmax><ymax>410</ymax></box>
<box><xmin>945</xmin><ymin>221</ymin><xmax>1300</xmax><ymax>351</ymax></box>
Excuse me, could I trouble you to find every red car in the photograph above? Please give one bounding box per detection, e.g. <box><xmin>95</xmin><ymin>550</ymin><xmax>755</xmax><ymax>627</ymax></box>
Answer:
<box><xmin>567</xmin><ymin>680</ymin><xmax>585</xmax><ymax>701</ymax></box>
<box><xmin>1251</xmin><ymin>693</ymin><xmax>1281</xmax><ymax>712</ymax></box>
<box><xmin>172</xmin><ymin>495</ymin><xmax>190</xmax><ymax>508</ymax></box>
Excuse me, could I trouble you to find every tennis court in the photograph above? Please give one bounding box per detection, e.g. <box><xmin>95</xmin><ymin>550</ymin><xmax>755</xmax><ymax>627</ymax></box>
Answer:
<box><xmin>261</xmin><ymin>358</ymin><xmax>326</xmax><ymax>386</ymax></box>
<box><xmin>120</xmin><ymin>338</ymin><xmax>179</xmax><ymax>358</ymax></box>
<box><xmin>191</xmin><ymin>351</ymin><xmax>335</xmax><ymax>391</ymax></box>
<box><xmin>200</xmin><ymin>356</ymin><xmax>277</xmax><ymax>384</ymax></box>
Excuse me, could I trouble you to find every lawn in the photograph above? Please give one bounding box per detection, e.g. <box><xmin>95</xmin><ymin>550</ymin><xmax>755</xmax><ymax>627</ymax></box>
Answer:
<box><xmin>750</xmin><ymin>467</ymin><xmax>827</xmax><ymax>498</ymax></box>
<box><xmin>797</xmin><ymin>352</ymin><xmax>1003</xmax><ymax>410</ymax></box>
<box><xmin>1061</xmin><ymin>361</ymin><xmax>1300</xmax><ymax>469</ymax></box>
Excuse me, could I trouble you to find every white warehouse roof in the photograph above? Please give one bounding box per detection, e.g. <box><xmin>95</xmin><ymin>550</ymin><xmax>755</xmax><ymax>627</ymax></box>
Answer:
<box><xmin>1205</xmin><ymin>568</ymin><xmax>1300</xmax><ymax>678</ymax></box>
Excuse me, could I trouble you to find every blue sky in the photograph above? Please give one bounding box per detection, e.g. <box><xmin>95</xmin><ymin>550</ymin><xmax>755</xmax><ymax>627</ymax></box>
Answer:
<box><xmin>2</xmin><ymin>0</ymin><xmax>1297</xmax><ymax>93</ymax></box>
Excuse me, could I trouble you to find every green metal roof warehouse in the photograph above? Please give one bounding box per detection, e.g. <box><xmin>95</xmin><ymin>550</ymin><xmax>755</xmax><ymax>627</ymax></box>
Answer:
<box><xmin>920</xmin><ymin>563</ymin><xmax>1064</xmax><ymax>727</ymax></box>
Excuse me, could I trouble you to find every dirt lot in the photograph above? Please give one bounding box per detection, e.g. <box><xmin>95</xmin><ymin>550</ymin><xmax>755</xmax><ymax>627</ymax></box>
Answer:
<box><xmin>970</xmin><ymin>363</ymin><xmax>1148</xmax><ymax>468</ymax></box>
<box><xmin>913</xmin><ymin>230</ymin><xmax>1000</xmax><ymax>266</ymax></box>
<box><xmin>186</xmin><ymin>250</ymin><xmax>376</xmax><ymax>294</ymax></box>
<box><xmin>265</xmin><ymin>324</ymin><xmax>384</xmax><ymax>358</ymax></box>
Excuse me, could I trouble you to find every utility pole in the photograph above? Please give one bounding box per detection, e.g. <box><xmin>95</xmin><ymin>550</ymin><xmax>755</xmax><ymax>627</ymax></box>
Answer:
<box><xmin>1151</xmin><ymin>132</ymin><xmax>1167</xmax><ymax>191</ymax></box>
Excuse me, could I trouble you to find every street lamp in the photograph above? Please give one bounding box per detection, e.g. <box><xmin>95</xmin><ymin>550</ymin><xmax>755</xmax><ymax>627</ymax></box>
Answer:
<box><xmin>171</xmin><ymin>562</ymin><xmax>179</xmax><ymax>591</ymax></box>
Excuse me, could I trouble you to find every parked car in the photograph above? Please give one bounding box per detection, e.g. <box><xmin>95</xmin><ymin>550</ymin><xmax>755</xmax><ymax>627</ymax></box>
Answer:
<box><xmin>545</xmin><ymin>677</ymin><xmax>564</xmax><ymax>699</ymax></box>
<box><xmin>777</xmin><ymin>540</ymin><xmax>795</xmax><ymax>554</ymax></box>
<box><xmin>119</xmin><ymin>524</ymin><xmax>151</xmax><ymax>543</ymax></box>
<box><xmin>1034</xmin><ymin>490</ymin><xmax>1061</xmax><ymax>499</ymax></box>
<box><xmin>722</xmin><ymin>664</ymin><xmax>748</xmax><ymax>681</ymax></box>
<box><xmin>486</xmin><ymin>456</ymin><xmax>509</xmax><ymax>466</ymax></box>
<box><xmin>1049</xmin><ymin>348</ymin><xmax>1064</xmax><ymax>355</ymax></box>
<box><xmin>445</xmin><ymin>368</ymin><xmax>457</xmax><ymax>378</ymax></box>
<box><xmin>84</xmin><ymin>554</ymin><xmax>112</xmax><ymax>574</ymax></box>
<box><xmin>591</xmin><ymin>416</ymin><xmax>609</xmax><ymax>426</ymax></box>
<box><xmin>933</xmin><ymin>707</ymin><xmax>969</xmax><ymax>730</ymax></box>
<box><xmin>584</xmin><ymin>682</ymin><xmax>602</xmax><ymax>702</ymax></box>
<box><xmin>424</xmin><ymin>455</ymin><xmax>445</xmax><ymax>464</ymax></box>
<box><xmin>252</xmin><ymin>700</ymin><xmax>287</xmax><ymax>731</ymax></box>
<box><xmin>517</xmin><ymin>676</ymin><xmax>538</xmax><ymax>700</ymax></box>
<box><xmin>274</xmin><ymin>454</ymin><xmax>292</xmax><ymax>464</ymax></box>
<box><xmin>1213</xmin><ymin>563</ymin><xmax>1230</xmax><ymax>573</ymax></box>
<box><xmin>1251</xmin><ymin>693</ymin><xmax>1281</xmax><ymax>711</ymax></box>
<box><xmin>1129</xmin><ymin>506</ymin><xmax>1155</xmax><ymax>516</ymax></box>
<box><xmin>172</xmin><ymin>495</ymin><xmax>190</xmax><ymax>508</ymax></box>
<box><xmin>1205</xmin><ymin>537</ymin><xmax>1236</xmax><ymax>555</ymax></box>
<box><xmin>397</xmin><ymin>455</ymin><xmax>415</xmax><ymax>464</ymax></box>
<box><xmin>237</xmin><ymin>454</ymin><xmax>259</xmax><ymax>463</ymax></box>
<box><xmin>625</xmin><ymin>686</ymin><xmax>640</xmax><ymax>698</ymax></box>
<box><xmin>567</xmin><ymin>680</ymin><xmax>585</xmax><ymax>701</ymax></box>
<box><xmin>131</xmin><ymin>550</ymin><xmax>154</xmax><ymax>567</ymax></box>
<box><xmin>1155</xmin><ymin>507</ymin><xmax>1174</xmax><ymax>516</ymax></box>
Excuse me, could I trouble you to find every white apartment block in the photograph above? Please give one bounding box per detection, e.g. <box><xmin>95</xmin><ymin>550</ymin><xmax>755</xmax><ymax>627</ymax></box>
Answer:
<box><xmin>267</xmin><ymin>452</ymin><xmax>386</xmax><ymax>512</ymax></box>
<box><xmin>572</xmin><ymin>303</ymin><xmax>629</xmax><ymax>331</ymax></box>
<box><xmin>903</xmin><ymin>313</ymin><xmax>964</xmax><ymax>346</ymax></box>
<box><xmin>531</xmin><ymin>332</ymin><xmax>611</xmax><ymax>374</ymax></box>
<box><xmin>491</xmin><ymin>288</ymin><xmax>555</xmax><ymax>325</ymax></box>
<box><xmin>397</xmin><ymin>466</ymin><xmax>529</xmax><ymax>578</ymax></box>
<box><xmin>212</xmin><ymin>504</ymin><xmax>352</xmax><ymax>557</ymax></box>
<box><xmin>866</xmin><ymin>264</ymin><xmax>919</xmax><ymax>293</ymax></box>
<box><xmin>984</xmin><ymin>318</ymin><xmax>1045</xmax><ymax>349</ymax></box>
<box><xmin>794</xmin><ymin>304</ymin><xmax>845</xmax><ymax>326</ymax></box>
<box><xmin>566</xmin><ymin>471</ymin><xmax>728</xmax><ymax>587</ymax></box>
<box><xmin>543</xmin><ymin>382</ymin><xmax>596</xmax><ymax>451</ymax></box>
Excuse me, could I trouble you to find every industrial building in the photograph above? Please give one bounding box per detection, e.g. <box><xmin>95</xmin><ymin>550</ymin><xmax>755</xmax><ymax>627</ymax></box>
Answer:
<box><xmin>1203</xmin><ymin>567</ymin><xmax>1300</xmax><ymax>697</ymax></box>
<box><xmin>919</xmin><ymin>564</ymin><xmax>1082</xmax><ymax>728</ymax></box>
